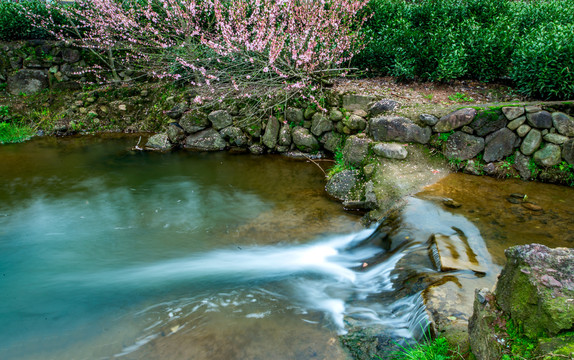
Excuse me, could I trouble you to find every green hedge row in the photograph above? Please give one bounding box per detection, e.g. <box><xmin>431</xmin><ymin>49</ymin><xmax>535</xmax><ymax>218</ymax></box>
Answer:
<box><xmin>354</xmin><ymin>0</ymin><xmax>574</xmax><ymax>99</ymax></box>
<box><xmin>0</xmin><ymin>0</ymin><xmax>66</xmax><ymax>41</ymax></box>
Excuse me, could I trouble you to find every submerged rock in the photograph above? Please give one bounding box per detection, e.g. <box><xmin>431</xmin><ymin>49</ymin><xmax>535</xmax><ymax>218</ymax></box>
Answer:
<box><xmin>184</xmin><ymin>128</ymin><xmax>227</xmax><ymax>151</ymax></box>
<box><xmin>145</xmin><ymin>133</ymin><xmax>172</xmax><ymax>151</ymax></box>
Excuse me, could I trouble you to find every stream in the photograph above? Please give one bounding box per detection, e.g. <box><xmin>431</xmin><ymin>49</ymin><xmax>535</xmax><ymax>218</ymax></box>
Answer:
<box><xmin>1</xmin><ymin>135</ymin><xmax>573</xmax><ymax>360</ymax></box>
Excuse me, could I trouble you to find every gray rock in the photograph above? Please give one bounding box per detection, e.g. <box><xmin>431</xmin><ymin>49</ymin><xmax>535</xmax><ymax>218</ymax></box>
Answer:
<box><xmin>286</xmin><ymin>107</ymin><xmax>304</xmax><ymax>125</ymax></box>
<box><xmin>534</xmin><ymin>143</ymin><xmax>561</xmax><ymax>167</ymax></box>
<box><xmin>304</xmin><ymin>106</ymin><xmax>316</xmax><ymax>120</ymax></box>
<box><xmin>563</xmin><ymin>139</ymin><xmax>574</xmax><ymax>165</ymax></box>
<box><xmin>420</xmin><ymin>113</ymin><xmax>439</xmax><ymax>126</ymax></box>
<box><xmin>220</xmin><ymin>126</ymin><xmax>248</xmax><ymax>147</ymax></box>
<box><xmin>520</xmin><ymin>129</ymin><xmax>542</xmax><ymax>156</ymax></box>
<box><xmin>369</xmin><ymin>116</ymin><xmax>431</xmax><ymax>144</ymax></box>
<box><xmin>241</xmin><ymin>120</ymin><xmax>262</xmax><ymax>138</ymax></box>
<box><xmin>311</xmin><ymin>113</ymin><xmax>333</xmax><ymax>136</ymax></box>
<box><xmin>180</xmin><ymin>111</ymin><xmax>210</xmax><ymax>134</ymax></box>
<box><xmin>330</xmin><ymin>109</ymin><xmax>344</xmax><ymax>122</ymax></box>
<box><xmin>62</xmin><ymin>48</ymin><xmax>80</xmax><ymax>63</ymax></box>
<box><xmin>373</xmin><ymin>142</ymin><xmax>408</xmax><ymax>160</ymax></box>
<box><xmin>552</xmin><ymin>112</ymin><xmax>574</xmax><ymax>136</ymax></box>
<box><xmin>278</xmin><ymin>124</ymin><xmax>292</xmax><ymax>146</ymax></box>
<box><xmin>276</xmin><ymin>145</ymin><xmax>290</xmax><ymax>153</ymax></box>
<box><xmin>343</xmin><ymin>135</ymin><xmax>372</xmax><ymax>166</ymax></box>
<box><xmin>525</xmin><ymin>105</ymin><xmax>541</xmax><ymax>113</ymax></box>
<box><xmin>184</xmin><ymin>128</ymin><xmax>227</xmax><ymax>151</ymax></box>
<box><xmin>249</xmin><ymin>144</ymin><xmax>265</xmax><ymax>155</ymax></box>
<box><xmin>322</xmin><ymin>132</ymin><xmax>342</xmax><ymax>153</ymax></box>
<box><xmin>145</xmin><ymin>133</ymin><xmax>172</xmax><ymax>151</ymax></box>
<box><xmin>325</xmin><ymin>169</ymin><xmax>360</xmax><ymax>201</ymax></box>
<box><xmin>368</xmin><ymin>99</ymin><xmax>399</xmax><ymax>116</ymax></box>
<box><xmin>434</xmin><ymin>108</ymin><xmax>478</xmax><ymax>132</ymax></box>
<box><xmin>262</xmin><ymin>116</ymin><xmax>280</xmax><ymax>149</ymax></box>
<box><xmin>513</xmin><ymin>151</ymin><xmax>532</xmax><ymax>180</ymax></box>
<box><xmin>463</xmin><ymin>160</ymin><xmax>482</xmax><ymax>176</ymax></box>
<box><xmin>461</xmin><ymin>126</ymin><xmax>474</xmax><ymax>134</ymax></box>
<box><xmin>543</xmin><ymin>133</ymin><xmax>569</xmax><ymax>145</ymax></box>
<box><xmin>166</xmin><ymin>123</ymin><xmax>186</xmax><ymax>143</ymax></box>
<box><xmin>342</xmin><ymin>114</ymin><xmax>367</xmax><ymax>131</ymax></box>
<box><xmin>7</xmin><ymin>69</ymin><xmax>48</xmax><ymax>95</ymax></box>
<box><xmin>342</xmin><ymin>94</ymin><xmax>375</xmax><ymax>112</ymax></box>
<box><xmin>468</xmin><ymin>289</ymin><xmax>504</xmax><ymax>360</ymax></box>
<box><xmin>444</xmin><ymin>132</ymin><xmax>485</xmax><ymax>161</ymax></box>
<box><xmin>353</xmin><ymin>109</ymin><xmax>368</xmax><ymax>118</ymax></box>
<box><xmin>495</xmin><ymin>244</ymin><xmax>574</xmax><ymax>338</ymax></box>
<box><xmin>208</xmin><ymin>110</ymin><xmax>233</xmax><ymax>130</ymax></box>
<box><xmin>470</xmin><ymin>111</ymin><xmax>507</xmax><ymax>136</ymax></box>
<box><xmin>483</xmin><ymin>128</ymin><xmax>517</xmax><ymax>162</ymax></box>
<box><xmin>507</xmin><ymin>115</ymin><xmax>526</xmax><ymax>130</ymax></box>
<box><xmin>166</xmin><ymin>102</ymin><xmax>189</xmax><ymax>119</ymax></box>
<box><xmin>292</xmin><ymin>126</ymin><xmax>319</xmax><ymax>152</ymax></box>
<box><xmin>526</xmin><ymin>111</ymin><xmax>553</xmax><ymax>129</ymax></box>
<box><xmin>517</xmin><ymin>124</ymin><xmax>531</xmax><ymax>137</ymax></box>
<box><xmin>502</xmin><ymin>106</ymin><xmax>525</xmax><ymax>121</ymax></box>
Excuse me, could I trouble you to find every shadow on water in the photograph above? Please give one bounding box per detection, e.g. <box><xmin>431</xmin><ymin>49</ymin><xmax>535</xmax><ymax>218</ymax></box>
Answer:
<box><xmin>1</xmin><ymin>137</ymin><xmax>573</xmax><ymax>360</ymax></box>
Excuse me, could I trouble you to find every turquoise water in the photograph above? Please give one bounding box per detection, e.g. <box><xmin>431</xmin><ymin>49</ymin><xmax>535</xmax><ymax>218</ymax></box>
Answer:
<box><xmin>0</xmin><ymin>135</ymin><xmax>366</xmax><ymax>359</ymax></box>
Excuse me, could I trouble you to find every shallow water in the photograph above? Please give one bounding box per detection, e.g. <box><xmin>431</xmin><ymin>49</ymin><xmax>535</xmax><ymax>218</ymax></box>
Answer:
<box><xmin>1</xmin><ymin>137</ymin><xmax>573</xmax><ymax>360</ymax></box>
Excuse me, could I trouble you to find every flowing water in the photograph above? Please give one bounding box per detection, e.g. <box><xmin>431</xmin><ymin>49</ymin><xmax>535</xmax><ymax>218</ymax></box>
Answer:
<box><xmin>1</xmin><ymin>136</ymin><xmax>573</xmax><ymax>360</ymax></box>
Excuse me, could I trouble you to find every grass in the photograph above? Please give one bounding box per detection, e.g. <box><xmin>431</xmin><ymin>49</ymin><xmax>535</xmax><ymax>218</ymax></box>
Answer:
<box><xmin>0</xmin><ymin>122</ymin><xmax>35</xmax><ymax>144</ymax></box>
<box><xmin>390</xmin><ymin>337</ymin><xmax>460</xmax><ymax>360</ymax></box>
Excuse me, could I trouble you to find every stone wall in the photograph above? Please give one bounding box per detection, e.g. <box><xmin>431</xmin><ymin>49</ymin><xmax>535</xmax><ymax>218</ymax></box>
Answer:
<box><xmin>0</xmin><ymin>40</ymin><xmax>89</xmax><ymax>95</ymax></box>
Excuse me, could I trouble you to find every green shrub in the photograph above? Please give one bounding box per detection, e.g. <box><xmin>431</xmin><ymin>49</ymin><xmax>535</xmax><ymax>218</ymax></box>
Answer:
<box><xmin>0</xmin><ymin>0</ymin><xmax>70</xmax><ymax>41</ymax></box>
<box><xmin>353</xmin><ymin>0</ymin><xmax>574</xmax><ymax>99</ymax></box>
<box><xmin>391</xmin><ymin>337</ymin><xmax>452</xmax><ymax>360</ymax></box>
<box><xmin>0</xmin><ymin>122</ymin><xmax>35</xmax><ymax>144</ymax></box>
<box><xmin>511</xmin><ymin>22</ymin><xmax>574</xmax><ymax>99</ymax></box>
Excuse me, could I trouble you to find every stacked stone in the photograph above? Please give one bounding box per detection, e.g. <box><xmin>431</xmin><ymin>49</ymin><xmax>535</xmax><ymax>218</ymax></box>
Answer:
<box><xmin>433</xmin><ymin>105</ymin><xmax>574</xmax><ymax>179</ymax></box>
<box><xmin>2</xmin><ymin>40</ymin><xmax>89</xmax><ymax>95</ymax></box>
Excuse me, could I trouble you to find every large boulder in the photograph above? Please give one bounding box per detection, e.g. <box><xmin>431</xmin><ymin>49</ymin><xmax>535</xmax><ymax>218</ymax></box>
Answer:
<box><xmin>286</xmin><ymin>107</ymin><xmax>304</xmax><ymax>125</ymax></box>
<box><xmin>372</xmin><ymin>142</ymin><xmax>408</xmax><ymax>160</ymax></box>
<box><xmin>468</xmin><ymin>289</ymin><xmax>505</xmax><ymax>360</ymax></box>
<box><xmin>311</xmin><ymin>112</ymin><xmax>333</xmax><ymax>136</ymax></box>
<box><xmin>184</xmin><ymin>128</ymin><xmax>227</xmax><ymax>151</ymax></box>
<box><xmin>7</xmin><ymin>69</ymin><xmax>48</xmax><ymax>95</ymax></box>
<box><xmin>368</xmin><ymin>99</ymin><xmax>399</xmax><ymax>116</ymax></box>
<box><xmin>470</xmin><ymin>111</ymin><xmax>507</xmax><ymax>137</ymax></box>
<box><xmin>342</xmin><ymin>135</ymin><xmax>372</xmax><ymax>167</ymax></box>
<box><xmin>520</xmin><ymin>129</ymin><xmax>542</xmax><ymax>156</ymax></box>
<box><xmin>444</xmin><ymin>132</ymin><xmax>485</xmax><ymax>161</ymax></box>
<box><xmin>483</xmin><ymin>128</ymin><xmax>517</xmax><ymax>163</ymax></box>
<box><xmin>533</xmin><ymin>143</ymin><xmax>562</xmax><ymax>167</ymax></box>
<box><xmin>502</xmin><ymin>106</ymin><xmax>525</xmax><ymax>121</ymax></box>
<box><xmin>278</xmin><ymin>124</ymin><xmax>292</xmax><ymax>146</ymax></box>
<box><xmin>180</xmin><ymin>111</ymin><xmax>210</xmax><ymax>134</ymax></box>
<box><xmin>552</xmin><ymin>112</ymin><xmax>574</xmax><ymax>136</ymax></box>
<box><xmin>434</xmin><ymin>108</ymin><xmax>477</xmax><ymax>133</ymax></box>
<box><xmin>369</xmin><ymin>116</ymin><xmax>431</xmax><ymax>144</ymax></box>
<box><xmin>342</xmin><ymin>114</ymin><xmax>367</xmax><ymax>131</ymax></box>
<box><xmin>208</xmin><ymin>110</ymin><xmax>233</xmax><ymax>130</ymax></box>
<box><xmin>145</xmin><ymin>133</ymin><xmax>172</xmax><ymax>151</ymax></box>
<box><xmin>262</xmin><ymin>116</ymin><xmax>280</xmax><ymax>149</ymax></box>
<box><xmin>342</xmin><ymin>94</ymin><xmax>375</xmax><ymax>112</ymax></box>
<box><xmin>220</xmin><ymin>126</ymin><xmax>248</xmax><ymax>147</ymax></box>
<box><xmin>526</xmin><ymin>111</ymin><xmax>553</xmax><ymax>129</ymax></box>
<box><xmin>166</xmin><ymin>123</ymin><xmax>186</xmax><ymax>143</ymax></box>
<box><xmin>495</xmin><ymin>244</ymin><xmax>574</xmax><ymax>338</ymax></box>
<box><xmin>322</xmin><ymin>132</ymin><xmax>342</xmax><ymax>153</ymax></box>
<box><xmin>292</xmin><ymin>126</ymin><xmax>319</xmax><ymax>152</ymax></box>
<box><xmin>325</xmin><ymin>169</ymin><xmax>360</xmax><ymax>201</ymax></box>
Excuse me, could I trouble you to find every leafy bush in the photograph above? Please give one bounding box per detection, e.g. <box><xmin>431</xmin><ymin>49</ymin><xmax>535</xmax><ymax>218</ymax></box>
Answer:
<box><xmin>0</xmin><ymin>0</ymin><xmax>69</xmax><ymax>41</ymax></box>
<box><xmin>355</xmin><ymin>0</ymin><xmax>574</xmax><ymax>99</ymax></box>
<box><xmin>511</xmin><ymin>22</ymin><xmax>574</xmax><ymax>99</ymax></box>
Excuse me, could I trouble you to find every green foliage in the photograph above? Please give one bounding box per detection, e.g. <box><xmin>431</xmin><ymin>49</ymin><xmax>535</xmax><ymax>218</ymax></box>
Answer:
<box><xmin>437</xmin><ymin>130</ymin><xmax>454</xmax><ymax>146</ymax></box>
<box><xmin>0</xmin><ymin>0</ymin><xmax>68</xmax><ymax>41</ymax></box>
<box><xmin>391</xmin><ymin>337</ymin><xmax>452</xmax><ymax>360</ymax></box>
<box><xmin>511</xmin><ymin>22</ymin><xmax>574</xmax><ymax>99</ymax></box>
<box><xmin>354</xmin><ymin>0</ymin><xmax>574</xmax><ymax>99</ymax></box>
<box><xmin>0</xmin><ymin>105</ymin><xmax>10</xmax><ymax>117</ymax></box>
<box><xmin>502</xmin><ymin>319</ymin><xmax>537</xmax><ymax>360</ymax></box>
<box><xmin>0</xmin><ymin>122</ymin><xmax>34</xmax><ymax>144</ymax></box>
<box><xmin>448</xmin><ymin>92</ymin><xmax>473</xmax><ymax>103</ymax></box>
<box><xmin>553</xmin><ymin>161</ymin><xmax>574</xmax><ymax>186</ymax></box>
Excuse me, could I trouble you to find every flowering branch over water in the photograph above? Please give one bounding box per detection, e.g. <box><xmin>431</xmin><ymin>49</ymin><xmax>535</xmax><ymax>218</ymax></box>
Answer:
<box><xmin>33</xmin><ymin>0</ymin><xmax>369</xmax><ymax>118</ymax></box>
